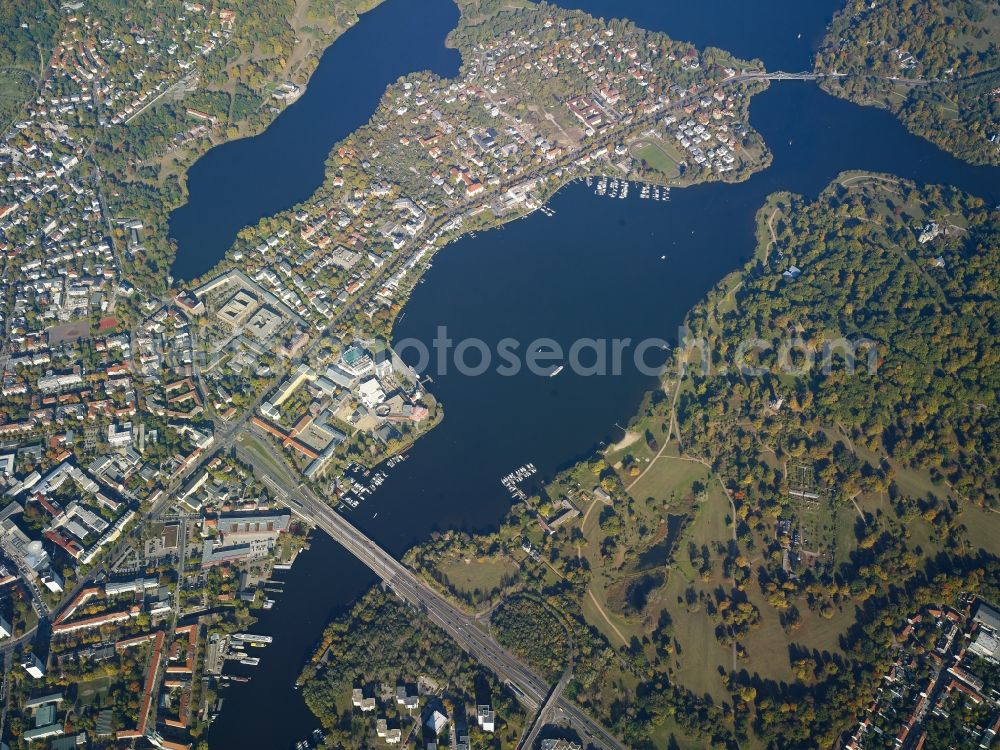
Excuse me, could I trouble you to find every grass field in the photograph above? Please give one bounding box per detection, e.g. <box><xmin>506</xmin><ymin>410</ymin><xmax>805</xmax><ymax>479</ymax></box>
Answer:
<box><xmin>77</xmin><ymin>675</ymin><xmax>115</xmax><ymax>705</ymax></box>
<box><xmin>685</xmin><ymin>481</ymin><xmax>732</xmax><ymax>558</ymax></box>
<box><xmin>632</xmin><ymin>141</ymin><xmax>682</xmax><ymax>179</ymax></box>
<box><xmin>627</xmin><ymin>456</ymin><xmax>709</xmax><ymax>507</ymax></box>
<box><xmin>660</xmin><ymin>569</ymin><xmax>731</xmax><ymax>704</ymax></box>
<box><xmin>576</xmin><ymin>454</ymin><xmax>718</xmax><ymax>649</ymax></box>
<box><xmin>576</xmin><ymin>493</ymin><xmax>647</xmax><ymax>647</ymax></box>
<box><xmin>580</xmin><ymin>584</ymin><xmax>638</xmax><ymax>647</ymax></box>
<box><xmin>888</xmin><ymin>460</ymin><xmax>942</xmax><ymax>503</ymax></box>
<box><xmin>739</xmin><ymin>580</ymin><xmax>854</xmax><ymax>682</ymax></box>
<box><xmin>834</xmin><ymin>500</ymin><xmax>860</xmax><ymax>567</ymax></box>
<box><xmin>605</xmin><ymin>416</ymin><xmax>668</xmax><ymax>470</ymax></box>
<box><xmin>0</xmin><ymin>69</ymin><xmax>34</xmax><ymax>126</ymax></box>
<box><xmin>439</xmin><ymin>554</ymin><xmax>516</xmax><ymax>597</ymax></box>
<box><xmin>657</xmin><ymin>481</ymin><xmax>735</xmax><ymax>704</ymax></box>
<box><xmin>958</xmin><ymin>504</ymin><xmax>1000</xmax><ymax>555</ymax></box>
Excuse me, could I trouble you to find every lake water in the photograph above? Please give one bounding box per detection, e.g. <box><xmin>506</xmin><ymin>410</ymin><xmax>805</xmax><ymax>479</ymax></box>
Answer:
<box><xmin>548</xmin><ymin>0</ymin><xmax>838</xmax><ymax>71</ymax></box>
<box><xmin>167</xmin><ymin>0</ymin><xmax>460</xmax><ymax>281</ymax></box>
<box><xmin>199</xmin><ymin>1</ymin><xmax>1000</xmax><ymax>747</ymax></box>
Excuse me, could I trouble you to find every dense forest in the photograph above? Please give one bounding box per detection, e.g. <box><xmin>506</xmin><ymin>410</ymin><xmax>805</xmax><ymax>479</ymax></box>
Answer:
<box><xmin>491</xmin><ymin>596</ymin><xmax>571</xmax><ymax>683</ymax></box>
<box><xmin>299</xmin><ymin>587</ymin><xmax>526</xmax><ymax>748</ymax></box>
<box><xmin>816</xmin><ymin>0</ymin><xmax>1000</xmax><ymax>164</ymax></box>
<box><xmin>680</xmin><ymin>175</ymin><xmax>998</xmax><ymax>508</ymax></box>
<box><xmin>0</xmin><ymin>0</ymin><xmax>57</xmax><ymax>125</ymax></box>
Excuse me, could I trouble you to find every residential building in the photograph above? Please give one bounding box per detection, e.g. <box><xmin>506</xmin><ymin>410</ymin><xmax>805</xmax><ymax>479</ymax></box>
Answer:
<box><xmin>22</xmin><ymin>653</ymin><xmax>46</xmax><ymax>679</ymax></box>
<box><xmin>476</xmin><ymin>704</ymin><xmax>495</xmax><ymax>732</ymax></box>
<box><xmin>426</xmin><ymin>710</ymin><xmax>448</xmax><ymax>735</ymax></box>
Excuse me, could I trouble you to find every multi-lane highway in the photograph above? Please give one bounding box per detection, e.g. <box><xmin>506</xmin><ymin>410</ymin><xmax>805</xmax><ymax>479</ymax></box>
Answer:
<box><xmin>237</xmin><ymin>443</ymin><xmax>625</xmax><ymax>750</ymax></box>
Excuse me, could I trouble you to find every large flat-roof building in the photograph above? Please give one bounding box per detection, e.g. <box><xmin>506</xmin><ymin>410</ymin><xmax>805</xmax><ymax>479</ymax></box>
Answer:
<box><xmin>969</xmin><ymin>629</ymin><xmax>1000</xmax><ymax>663</ymax></box>
<box><xmin>341</xmin><ymin>344</ymin><xmax>374</xmax><ymax>378</ymax></box>
<box><xmin>973</xmin><ymin>600</ymin><xmax>1000</xmax><ymax>632</ymax></box>
<box><xmin>200</xmin><ymin>538</ymin><xmax>271</xmax><ymax>568</ymax></box>
<box><xmin>22</xmin><ymin>653</ymin><xmax>45</xmax><ymax>679</ymax></box>
<box><xmin>216</xmin><ymin>511</ymin><xmax>290</xmax><ymax>543</ymax></box>
<box><xmin>217</xmin><ymin>289</ymin><xmax>258</xmax><ymax>328</ymax></box>
<box><xmin>358</xmin><ymin>377</ymin><xmax>386</xmax><ymax>409</ymax></box>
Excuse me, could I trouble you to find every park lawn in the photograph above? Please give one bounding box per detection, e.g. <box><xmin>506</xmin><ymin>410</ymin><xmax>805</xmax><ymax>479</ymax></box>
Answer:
<box><xmin>575</xmin><ymin>459</ymin><xmax>746</xmax><ymax>705</ymax></box>
<box><xmin>604</xmin><ymin>430</ymin><xmax>645</xmax><ymax>468</ymax></box>
<box><xmin>711</xmin><ymin>509</ymin><xmax>854</xmax><ymax>687</ymax></box>
<box><xmin>921</xmin><ymin>88</ymin><xmax>963</xmax><ymax>120</ymax></box>
<box><xmin>738</xmin><ymin>586</ymin><xmax>795</xmax><ymax>684</ymax></box>
<box><xmin>649</xmin><ymin>482</ymin><xmax>735</xmax><ymax>705</ymax></box>
<box><xmin>791</xmin><ymin>600</ymin><xmax>855</xmax><ymax>655</ymax></box>
<box><xmin>77</xmin><ymin>675</ymin><xmax>115</xmax><ymax>706</ymax></box>
<box><xmin>575</xmin><ymin>496</ymin><xmax>605</xmax><ymax>576</ymax></box>
<box><xmin>834</xmin><ymin>499</ymin><xmax>860</xmax><ymax>567</ymax></box>
<box><xmin>714</xmin><ymin>272</ymin><xmax>743</xmax><ymax>318</ymax></box>
<box><xmin>575</xmin><ymin>494</ymin><xmax>653</xmax><ymax>647</ymax></box>
<box><xmin>605</xmin><ymin>415</ymin><xmax>669</xmax><ymax>469</ymax></box>
<box><xmin>660</xmin><ymin>568</ymin><xmax>731</xmax><ymax>705</ymax></box>
<box><xmin>901</xmin><ymin>513</ymin><xmax>938</xmax><ymax>556</ymax></box>
<box><xmin>439</xmin><ymin>554</ymin><xmax>517</xmax><ymax>597</ymax></box>
<box><xmin>856</xmin><ymin>490</ymin><xmax>889</xmax><ymax>519</ymax></box>
<box><xmin>627</xmin><ymin>456</ymin><xmax>710</xmax><ymax>507</ymax></box>
<box><xmin>739</xmin><ymin>580</ymin><xmax>854</xmax><ymax>684</ymax></box>
<box><xmin>579</xmin><ymin>495</ymin><xmax>603</xmax><ymax>544</ymax></box>
<box><xmin>889</xmin><ymin>461</ymin><xmax>943</xmax><ymax>504</ymax></box>
<box><xmin>690</xmin><ymin>479</ymin><xmax>733</xmax><ymax>549</ymax></box>
<box><xmin>578</xmin><ymin>499</ymin><xmax>647</xmax><ymax>645</ymax></box>
<box><xmin>958</xmin><ymin>504</ymin><xmax>1000</xmax><ymax>556</ymax></box>
<box><xmin>580</xmin><ymin>582</ymin><xmax>638</xmax><ymax>648</ymax></box>
<box><xmin>633</xmin><ymin>141</ymin><xmax>681</xmax><ymax>178</ymax></box>
<box><xmin>754</xmin><ymin>194</ymin><xmax>787</xmax><ymax>262</ymax></box>
<box><xmin>739</xmin><ymin>519</ymin><xmax>849</xmax><ymax>679</ymax></box>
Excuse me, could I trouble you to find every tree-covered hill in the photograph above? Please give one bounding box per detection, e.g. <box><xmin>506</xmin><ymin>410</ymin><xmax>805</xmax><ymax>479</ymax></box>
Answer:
<box><xmin>680</xmin><ymin>173</ymin><xmax>998</xmax><ymax>508</ymax></box>
<box><xmin>816</xmin><ymin>0</ymin><xmax>1000</xmax><ymax>165</ymax></box>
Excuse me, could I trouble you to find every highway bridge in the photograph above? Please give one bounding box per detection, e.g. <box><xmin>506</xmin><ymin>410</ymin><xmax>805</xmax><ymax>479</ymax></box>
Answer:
<box><xmin>732</xmin><ymin>70</ymin><xmax>842</xmax><ymax>82</ymax></box>
<box><xmin>761</xmin><ymin>71</ymin><xmax>832</xmax><ymax>80</ymax></box>
<box><xmin>236</xmin><ymin>445</ymin><xmax>626</xmax><ymax>750</ymax></box>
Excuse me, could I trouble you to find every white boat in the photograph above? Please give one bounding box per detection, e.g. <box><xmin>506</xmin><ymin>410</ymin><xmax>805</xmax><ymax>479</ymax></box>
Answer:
<box><xmin>548</xmin><ymin>365</ymin><xmax>564</xmax><ymax>377</ymax></box>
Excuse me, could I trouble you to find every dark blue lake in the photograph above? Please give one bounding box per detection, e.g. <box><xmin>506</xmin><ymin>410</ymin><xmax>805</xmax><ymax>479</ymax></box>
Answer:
<box><xmin>551</xmin><ymin>0</ymin><xmax>838</xmax><ymax>71</ymax></box>
<box><xmin>167</xmin><ymin>0</ymin><xmax>460</xmax><ymax>281</ymax></box>
<box><xmin>201</xmin><ymin>1</ymin><xmax>1000</xmax><ymax>747</ymax></box>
